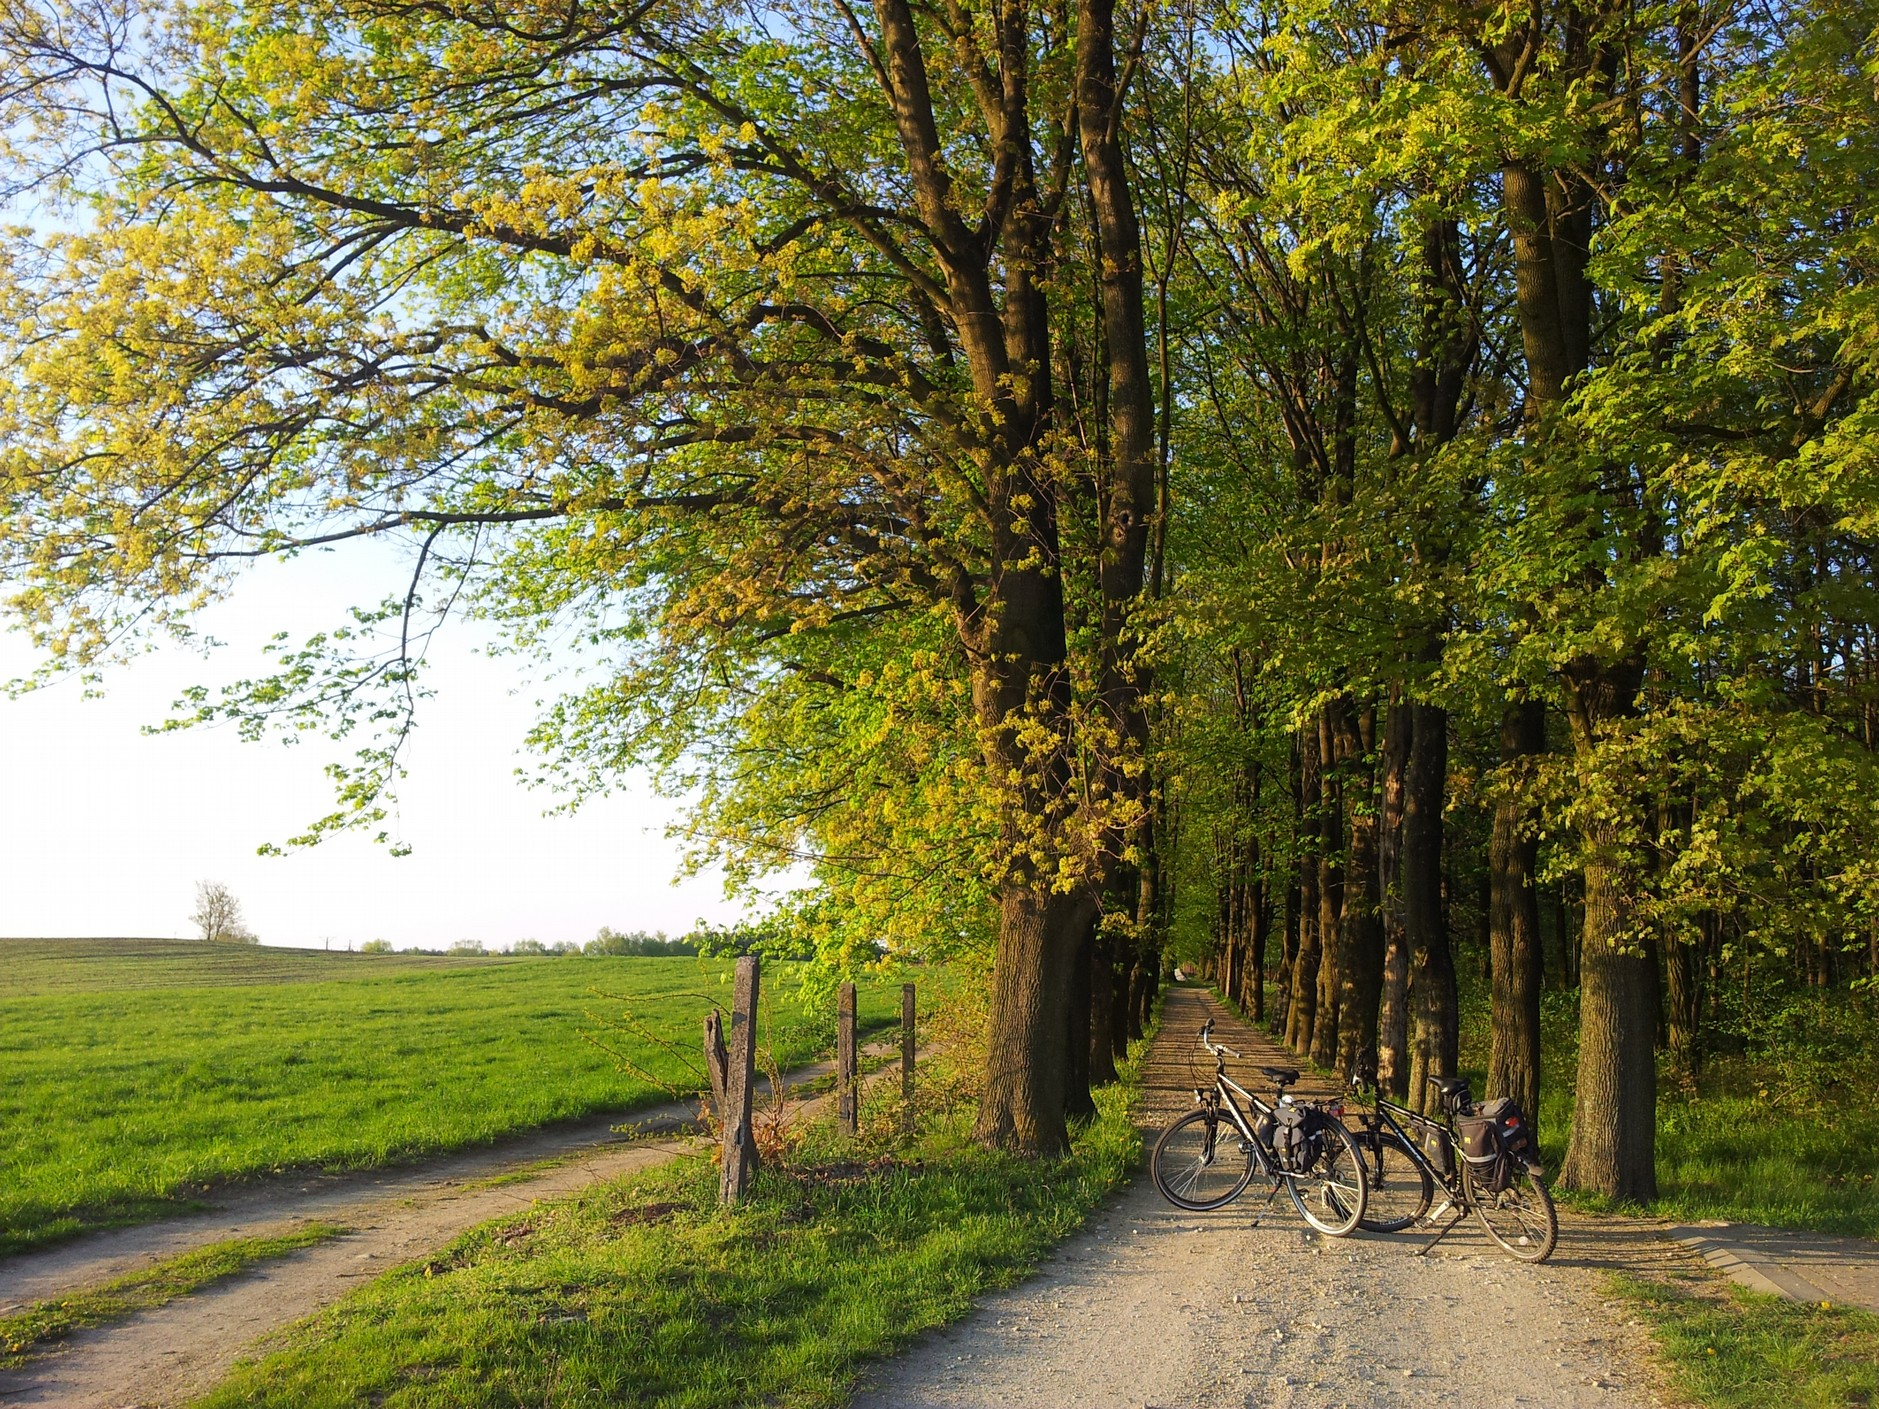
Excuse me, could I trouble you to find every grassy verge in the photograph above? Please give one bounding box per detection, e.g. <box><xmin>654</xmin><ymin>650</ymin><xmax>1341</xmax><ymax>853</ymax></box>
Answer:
<box><xmin>1450</xmin><ymin>972</ymin><xmax>1879</xmax><ymax>1238</ymax></box>
<box><xmin>1</xmin><ymin>940</ymin><xmax>925</xmax><ymax>1257</ymax></box>
<box><xmin>0</xmin><ymin>1223</ymin><xmax>346</xmax><ymax>1369</ymax></box>
<box><xmin>196</xmin><ymin>1045</ymin><xmax>1147</xmax><ymax>1408</ymax></box>
<box><xmin>1609</xmin><ymin>1271</ymin><xmax>1879</xmax><ymax>1409</ymax></box>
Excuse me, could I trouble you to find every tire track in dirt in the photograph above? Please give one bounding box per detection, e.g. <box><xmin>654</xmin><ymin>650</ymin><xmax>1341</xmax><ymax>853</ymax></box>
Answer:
<box><xmin>0</xmin><ymin>1046</ymin><xmax>901</xmax><ymax>1407</ymax></box>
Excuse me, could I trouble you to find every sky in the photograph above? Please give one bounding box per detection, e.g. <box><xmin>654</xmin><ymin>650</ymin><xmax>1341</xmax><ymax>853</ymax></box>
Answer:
<box><xmin>0</xmin><ymin>541</ymin><xmax>746</xmax><ymax>950</ymax></box>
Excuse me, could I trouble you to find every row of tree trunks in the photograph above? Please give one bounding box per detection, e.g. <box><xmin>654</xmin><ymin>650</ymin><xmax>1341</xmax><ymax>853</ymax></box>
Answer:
<box><xmin>1214</xmin><ymin>700</ymin><xmax>1454</xmax><ymax>1115</ymax></box>
<box><xmin>1310</xmin><ymin>702</ymin><xmax>1350</xmax><ymax>1070</ymax></box>
<box><xmin>1376</xmin><ymin>696</ymin><xmax>1414</xmax><ymax>1098</ymax></box>
<box><xmin>1208</xmin><ymin>806</ymin><xmax>1270</xmax><ymax>1023</ymax></box>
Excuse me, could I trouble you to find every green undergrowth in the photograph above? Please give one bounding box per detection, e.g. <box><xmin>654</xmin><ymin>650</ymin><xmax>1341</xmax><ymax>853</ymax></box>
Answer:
<box><xmin>1</xmin><ymin>1223</ymin><xmax>346</xmax><ymax>1369</ymax></box>
<box><xmin>1452</xmin><ymin>970</ymin><xmax>1879</xmax><ymax>1238</ymax></box>
<box><xmin>1</xmin><ymin>940</ymin><xmax>922</xmax><ymax>1257</ymax></box>
<box><xmin>196</xmin><ymin>1044</ymin><xmax>1148</xmax><ymax>1409</ymax></box>
<box><xmin>1609</xmin><ymin>1271</ymin><xmax>1879</xmax><ymax>1408</ymax></box>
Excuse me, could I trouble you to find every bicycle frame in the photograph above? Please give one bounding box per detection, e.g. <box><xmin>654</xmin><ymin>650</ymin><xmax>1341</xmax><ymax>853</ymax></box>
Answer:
<box><xmin>1194</xmin><ymin>1059</ymin><xmax>1310</xmax><ymax>1185</ymax></box>
<box><xmin>1349</xmin><ymin>1088</ymin><xmax>1480</xmax><ymax>1252</ymax></box>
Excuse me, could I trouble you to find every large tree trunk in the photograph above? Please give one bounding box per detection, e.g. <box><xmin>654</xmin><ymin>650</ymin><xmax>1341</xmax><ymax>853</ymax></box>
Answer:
<box><xmin>1559</xmin><ymin>820</ymin><xmax>1658</xmax><ymax>1200</ymax></box>
<box><xmin>1287</xmin><ymin>724</ymin><xmax>1324</xmax><ymax>1051</ymax></box>
<box><xmin>1336</xmin><ymin>706</ymin><xmax>1383</xmax><ymax>1080</ymax></box>
<box><xmin>977</xmin><ymin>882</ymin><xmax>1098</xmax><ymax>1151</ymax></box>
<box><xmin>1559</xmin><ymin>663</ymin><xmax>1656</xmax><ymax>1200</ymax></box>
<box><xmin>1488</xmin><ymin>699</ymin><xmax>1546</xmax><ymax>1129</ymax></box>
<box><xmin>1404</xmin><ymin>702</ymin><xmax>1454</xmax><ymax>1113</ymax></box>
<box><xmin>1377</xmin><ymin>698</ymin><xmax>1413</xmax><ymax>1097</ymax></box>
<box><xmin>1311</xmin><ymin>706</ymin><xmax>1347</xmax><ymax>1066</ymax></box>
<box><xmin>1064</xmin><ymin>914</ymin><xmax>1096</xmax><ymax>1120</ymax></box>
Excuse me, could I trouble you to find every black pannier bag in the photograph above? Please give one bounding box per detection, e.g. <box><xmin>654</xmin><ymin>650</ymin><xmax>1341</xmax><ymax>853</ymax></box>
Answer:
<box><xmin>1454</xmin><ymin>1112</ymin><xmax>1508</xmax><ymax>1192</ymax></box>
<box><xmin>1475</xmin><ymin>1097</ymin><xmax>1543</xmax><ymax>1174</ymax></box>
<box><xmin>1460</xmin><ymin>1097</ymin><xmax>1543</xmax><ymax>1193</ymax></box>
<box><xmin>1270</xmin><ymin>1102</ymin><xmax>1314</xmax><ymax>1172</ymax></box>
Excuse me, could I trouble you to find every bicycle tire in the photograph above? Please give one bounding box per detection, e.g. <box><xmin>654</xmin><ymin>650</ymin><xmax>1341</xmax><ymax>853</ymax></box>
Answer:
<box><xmin>1467</xmin><ymin>1163</ymin><xmax>1559</xmax><ymax>1262</ymax></box>
<box><xmin>1152</xmin><ymin>1109</ymin><xmax>1258</xmax><ymax>1211</ymax></box>
<box><xmin>1285</xmin><ymin>1116</ymin><xmax>1368</xmax><ymax>1236</ymax></box>
<box><xmin>1352</xmin><ymin>1127</ymin><xmax>1433</xmax><ymax>1233</ymax></box>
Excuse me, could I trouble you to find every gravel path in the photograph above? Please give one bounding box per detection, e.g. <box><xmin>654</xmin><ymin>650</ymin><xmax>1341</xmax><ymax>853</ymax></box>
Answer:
<box><xmin>853</xmin><ymin>987</ymin><xmax>1691</xmax><ymax>1409</ymax></box>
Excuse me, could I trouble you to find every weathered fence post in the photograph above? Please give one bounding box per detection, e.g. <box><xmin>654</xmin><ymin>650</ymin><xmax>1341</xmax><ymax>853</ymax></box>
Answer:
<box><xmin>837</xmin><ymin>980</ymin><xmax>859</xmax><ymax>1136</ymax></box>
<box><xmin>703</xmin><ymin>1009</ymin><xmax>728</xmax><ymax>1117</ymax></box>
<box><xmin>719</xmin><ymin>955</ymin><xmax>761</xmax><ymax>1205</ymax></box>
<box><xmin>900</xmin><ymin>982</ymin><xmax>916</xmax><ymax>1134</ymax></box>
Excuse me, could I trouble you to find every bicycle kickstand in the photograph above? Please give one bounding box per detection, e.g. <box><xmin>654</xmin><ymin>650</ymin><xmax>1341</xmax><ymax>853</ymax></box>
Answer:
<box><xmin>1245</xmin><ymin>1181</ymin><xmax>1283</xmax><ymax>1230</ymax></box>
<box><xmin>1413</xmin><ymin>1203</ymin><xmax>1468</xmax><ymax>1257</ymax></box>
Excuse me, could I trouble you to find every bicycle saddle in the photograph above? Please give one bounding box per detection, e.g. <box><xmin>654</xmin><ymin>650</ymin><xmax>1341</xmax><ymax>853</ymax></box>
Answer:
<box><xmin>1433</xmin><ymin>1077</ymin><xmax>1470</xmax><ymax>1096</ymax></box>
<box><xmin>1262</xmin><ymin>1066</ymin><xmax>1300</xmax><ymax>1087</ymax></box>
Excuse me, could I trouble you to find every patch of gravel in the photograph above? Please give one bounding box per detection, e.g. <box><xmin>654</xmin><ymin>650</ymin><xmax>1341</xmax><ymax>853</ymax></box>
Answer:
<box><xmin>853</xmin><ymin>987</ymin><xmax>1687</xmax><ymax>1409</ymax></box>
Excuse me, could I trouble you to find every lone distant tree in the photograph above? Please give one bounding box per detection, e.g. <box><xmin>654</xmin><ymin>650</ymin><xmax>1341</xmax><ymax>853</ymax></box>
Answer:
<box><xmin>191</xmin><ymin>882</ymin><xmax>256</xmax><ymax>944</ymax></box>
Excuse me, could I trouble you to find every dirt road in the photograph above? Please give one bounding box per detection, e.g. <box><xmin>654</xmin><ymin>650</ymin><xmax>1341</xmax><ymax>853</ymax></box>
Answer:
<box><xmin>0</xmin><ymin>1049</ymin><xmax>881</xmax><ymax>1407</ymax></box>
<box><xmin>852</xmin><ymin>987</ymin><xmax>1693</xmax><ymax>1409</ymax></box>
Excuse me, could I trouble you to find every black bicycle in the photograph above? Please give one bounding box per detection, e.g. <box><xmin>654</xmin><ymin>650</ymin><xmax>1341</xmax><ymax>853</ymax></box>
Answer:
<box><xmin>1343</xmin><ymin>1067</ymin><xmax>1558</xmax><ymax>1262</ymax></box>
<box><xmin>1150</xmin><ymin>1020</ymin><xmax>1368</xmax><ymax>1237</ymax></box>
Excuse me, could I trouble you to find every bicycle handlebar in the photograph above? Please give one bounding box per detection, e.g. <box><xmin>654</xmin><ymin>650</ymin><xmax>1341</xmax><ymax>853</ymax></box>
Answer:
<box><xmin>1197</xmin><ymin>1021</ymin><xmax>1241</xmax><ymax>1060</ymax></box>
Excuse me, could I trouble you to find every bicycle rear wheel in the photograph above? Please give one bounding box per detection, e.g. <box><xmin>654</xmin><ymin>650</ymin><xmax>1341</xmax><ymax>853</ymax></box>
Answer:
<box><xmin>1152</xmin><ymin>1110</ymin><xmax>1257</xmax><ymax>1211</ymax></box>
<box><xmin>1352</xmin><ymin>1127</ymin><xmax>1433</xmax><ymax>1233</ymax></box>
<box><xmin>1467</xmin><ymin>1165</ymin><xmax>1559</xmax><ymax>1262</ymax></box>
<box><xmin>1286</xmin><ymin>1118</ymin><xmax>1368</xmax><ymax>1236</ymax></box>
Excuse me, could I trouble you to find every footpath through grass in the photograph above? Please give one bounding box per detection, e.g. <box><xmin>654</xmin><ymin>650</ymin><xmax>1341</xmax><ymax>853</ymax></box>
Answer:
<box><xmin>196</xmin><ymin>1037</ymin><xmax>1148</xmax><ymax>1409</ymax></box>
<box><xmin>0</xmin><ymin>1224</ymin><xmax>346</xmax><ymax>1369</ymax></box>
<box><xmin>0</xmin><ymin>939</ymin><xmax>912</xmax><ymax>1257</ymax></box>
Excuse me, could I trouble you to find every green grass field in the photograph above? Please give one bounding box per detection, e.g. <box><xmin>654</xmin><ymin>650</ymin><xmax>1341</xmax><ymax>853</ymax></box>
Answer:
<box><xmin>0</xmin><ymin>939</ymin><xmax>912</xmax><ymax>1258</ymax></box>
<box><xmin>194</xmin><ymin>1038</ymin><xmax>1147</xmax><ymax>1409</ymax></box>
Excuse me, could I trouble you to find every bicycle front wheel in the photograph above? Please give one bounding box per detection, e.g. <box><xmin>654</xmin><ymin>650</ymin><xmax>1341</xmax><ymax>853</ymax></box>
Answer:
<box><xmin>1152</xmin><ymin>1110</ymin><xmax>1257</xmax><ymax>1211</ymax></box>
<box><xmin>1468</xmin><ymin>1164</ymin><xmax>1559</xmax><ymax>1262</ymax></box>
<box><xmin>1352</xmin><ymin>1127</ymin><xmax>1433</xmax><ymax>1233</ymax></box>
<box><xmin>1286</xmin><ymin>1118</ymin><xmax>1368</xmax><ymax>1236</ymax></box>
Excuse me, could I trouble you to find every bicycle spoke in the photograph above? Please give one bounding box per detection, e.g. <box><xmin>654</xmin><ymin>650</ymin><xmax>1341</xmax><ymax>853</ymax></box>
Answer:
<box><xmin>1152</xmin><ymin>1109</ymin><xmax>1257</xmax><ymax>1211</ymax></box>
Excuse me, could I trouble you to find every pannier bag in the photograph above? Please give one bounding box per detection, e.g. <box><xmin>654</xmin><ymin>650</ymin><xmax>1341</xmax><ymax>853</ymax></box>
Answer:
<box><xmin>1475</xmin><ymin>1097</ymin><xmax>1543</xmax><ymax>1175</ymax></box>
<box><xmin>1270</xmin><ymin>1103</ymin><xmax>1315</xmax><ymax>1173</ymax></box>
<box><xmin>1459</xmin><ymin>1097</ymin><xmax>1542</xmax><ymax>1193</ymax></box>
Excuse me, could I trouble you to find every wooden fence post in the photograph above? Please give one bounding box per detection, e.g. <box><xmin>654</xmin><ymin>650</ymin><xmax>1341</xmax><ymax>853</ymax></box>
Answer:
<box><xmin>719</xmin><ymin>955</ymin><xmax>761</xmax><ymax>1205</ymax></box>
<box><xmin>901</xmin><ymin>982</ymin><xmax>916</xmax><ymax>1133</ymax></box>
<box><xmin>703</xmin><ymin>1009</ymin><xmax>728</xmax><ymax>1118</ymax></box>
<box><xmin>837</xmin><ymin>980</ymin><xmax>859</xmax><ymax>1136</ymax></box>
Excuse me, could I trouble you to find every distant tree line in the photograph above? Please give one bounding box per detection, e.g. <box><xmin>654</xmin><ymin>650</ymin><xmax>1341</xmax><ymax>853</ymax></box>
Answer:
<box><xmin>362</xmin><ymin>921</ymin><xmax>776</xmax><ymax>958</ymax></box>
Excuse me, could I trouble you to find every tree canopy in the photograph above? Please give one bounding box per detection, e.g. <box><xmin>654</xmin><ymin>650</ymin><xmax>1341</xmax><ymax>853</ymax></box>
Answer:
<box><xmin>3</xmin><ymin>0</ymin><xmax>1875</xmax><ymax>1188</ymax></box>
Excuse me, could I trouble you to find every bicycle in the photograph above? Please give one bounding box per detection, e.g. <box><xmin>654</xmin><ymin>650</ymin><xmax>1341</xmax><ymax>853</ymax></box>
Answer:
<box><xmin>1150</xmin><ymin>1019</ymin><xmax>1368</xmax><ymax>1237</ymax></box>
<box><xmin>1342</xmin><ymin>1066</ymin><xmax>1558</xmax><ymax>1262</ymax></box>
